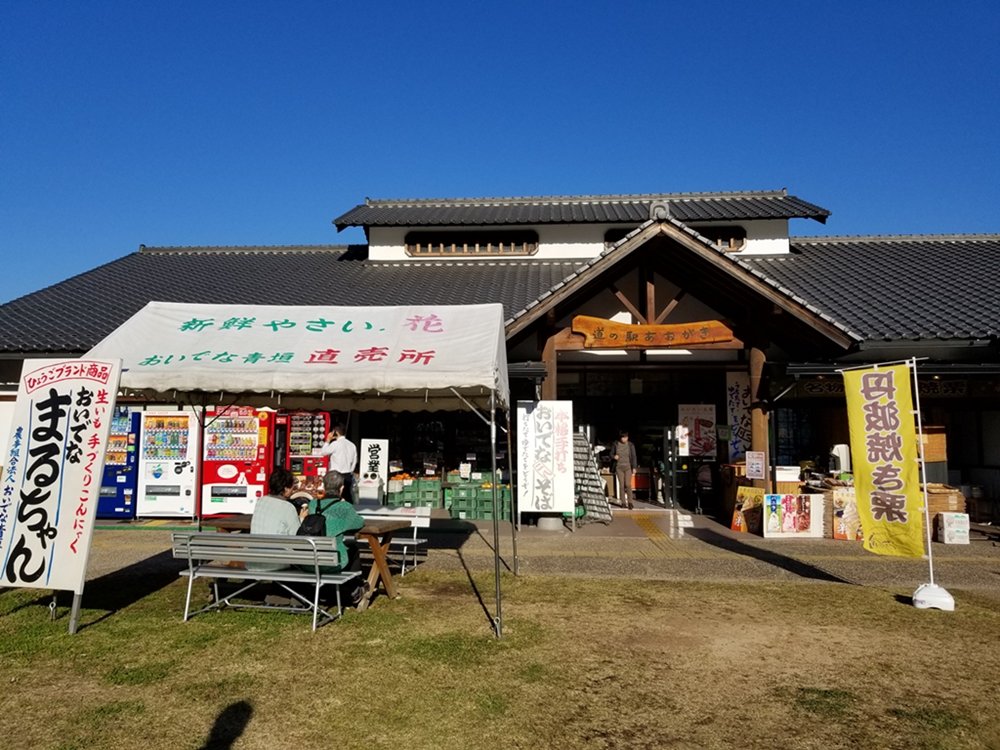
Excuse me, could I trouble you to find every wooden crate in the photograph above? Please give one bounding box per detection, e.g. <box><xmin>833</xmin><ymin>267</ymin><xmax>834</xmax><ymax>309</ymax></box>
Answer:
<box><xmin>919</xmin><ymin>426</ymin><xmax>947</xmax><ymax>462</ymax></box>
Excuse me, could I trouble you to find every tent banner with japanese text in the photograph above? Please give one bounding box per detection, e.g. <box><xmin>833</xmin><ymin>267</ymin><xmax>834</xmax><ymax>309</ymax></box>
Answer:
<box><xmin>85</xmin><ymin>302</ymin><xmax>509</xmax><ymax>411</ymax></box>
<box><xmin>516</xmin><ymin>400</ymin><xmax>575</xmax><ymax>514</ymax></box>
<box><xmin>0</xmin><ymin>359</ymin><xmax>121</xmax><ymax>594</ymax></box>
<box><xmin>843</xmin><ymin>363</ymin><xmax>924</xmax><ymax>557</ymax></box>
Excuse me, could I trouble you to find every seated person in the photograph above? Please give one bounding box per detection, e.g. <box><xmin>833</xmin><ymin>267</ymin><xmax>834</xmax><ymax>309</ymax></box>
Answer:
<box><xmin>249</xmin><ymin>467</ymin><xmax>307</xmax><ymax>572</ymax></box>
<box><xmin>305</xmin><ymin>470</ymin><xmax>365</xmax><ymax>574</ymax></box>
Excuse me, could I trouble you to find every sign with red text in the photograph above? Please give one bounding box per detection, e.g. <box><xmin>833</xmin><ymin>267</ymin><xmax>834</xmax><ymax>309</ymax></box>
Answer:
<box><xmin>516</xmin><ymin>401</ymin><xmax>574</xmax><ymax>514</ymax></box>
<box><xmin>1</xmin><ymin>359</ymin><xmax>121</xmax><ymax>594</ymax></box>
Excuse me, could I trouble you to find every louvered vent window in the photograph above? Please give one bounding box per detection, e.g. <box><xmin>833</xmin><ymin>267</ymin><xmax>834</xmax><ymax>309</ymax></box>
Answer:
<box><xmin>405</xmin><ymin>230</ymin><xmax>539</xmax><ymax>257</ymax></box>
<box><xmin>695</xmin><ymin>225</ymin><xmax>748</xmax><ymax>252</ymax></box>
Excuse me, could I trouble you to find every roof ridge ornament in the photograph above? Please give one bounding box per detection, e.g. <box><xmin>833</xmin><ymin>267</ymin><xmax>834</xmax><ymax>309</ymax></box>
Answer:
<box><xmin>649</xmin><ymin>201</ymin><xmax>671</xmax><ymax>221</ymax></box>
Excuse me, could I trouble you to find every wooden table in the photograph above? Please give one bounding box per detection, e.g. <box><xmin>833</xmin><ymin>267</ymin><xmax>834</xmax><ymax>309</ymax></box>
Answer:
<box><xmin>354</xmin><ymin>518</ymin><xmax>409</xmax><ymax>611</ymax></box>
<box><xmin>199</xmin><ymin>515</ymin><xmax>410</xmax><ymax>610</ymax></box>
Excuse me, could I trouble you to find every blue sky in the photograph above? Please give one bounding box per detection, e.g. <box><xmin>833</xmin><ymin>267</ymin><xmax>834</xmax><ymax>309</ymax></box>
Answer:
<box><xmin>2</xmin><ymin>1</ymin><xmax>999</xmax><ymax>303</ymax></box>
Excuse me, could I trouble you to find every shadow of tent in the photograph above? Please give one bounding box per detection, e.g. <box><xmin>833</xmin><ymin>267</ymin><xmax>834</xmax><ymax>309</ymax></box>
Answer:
<box><xmin>685</xmin><ymin>527</ymin><xmax>854</xmax><ymax>584</ymax></box>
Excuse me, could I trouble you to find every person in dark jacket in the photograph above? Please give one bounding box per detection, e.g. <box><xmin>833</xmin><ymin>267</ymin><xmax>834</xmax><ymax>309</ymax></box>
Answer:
<box><xmin>613</xmin><ymin>431</ymin><xmax>638</xmax><ymax>509</ymax></box>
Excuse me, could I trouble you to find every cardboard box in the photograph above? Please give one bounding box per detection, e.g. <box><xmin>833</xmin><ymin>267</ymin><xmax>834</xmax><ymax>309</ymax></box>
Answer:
<box><xmin>935</xmin><ymin>512</ymin><xmax>970</xmax><ymax>544</ymax></box>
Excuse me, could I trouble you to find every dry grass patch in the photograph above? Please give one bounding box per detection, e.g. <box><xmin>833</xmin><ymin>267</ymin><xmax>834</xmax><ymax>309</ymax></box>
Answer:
<box><xmin>1</xmin><ymin>570</ymin><xmax>999</xmax><ymax>749</ymax></box>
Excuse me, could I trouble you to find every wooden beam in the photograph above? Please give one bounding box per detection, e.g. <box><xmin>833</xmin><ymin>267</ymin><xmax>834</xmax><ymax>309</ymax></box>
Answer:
<box><xmin>541</xmin><ymin>333</ymin><xmax>558</xmax><ymax>400</ymax></box>
<box><xmin>654</xmin><ymin>290</ymin><xmax>686</xmax><ymax>324</ymax></box>
<box><xmin>749</xmin><ymin>346</ymin><xmax>769</xmax><ymax>491</ymax></box>
<box><xmin>611</xmin><ymin>285</ymin><xmax>645</xmax><ymax>324</ymax></box>
<box><xmin>645</xmin><ymin>277</ymin><xmax>656</xmax><ymax>324</ymax></box>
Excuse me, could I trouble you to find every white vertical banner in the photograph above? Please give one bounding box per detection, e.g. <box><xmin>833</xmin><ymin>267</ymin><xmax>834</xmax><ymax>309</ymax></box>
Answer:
<box><xmin>516</xmin><ymin>400</ymin><xmax>574</xmax><ymax>514</ymax></box>
<box><xmin>359</xmin><ymin>439</ymin><xmax>389</xmax><ymax>486</ymax></box>
<box><xmin>1</xmin><ymin>359</ymin><xmax>122</xmax><ymax>595</ymax></box>
<box><xmin>678</xmin><ymin>404</ymin><xmax>717</xmax><ymax>458</ymax></box>
<box><xmin>726</xmin><ymin>371</ymin><xmax>752</xmax><ymax>461</ymax></box>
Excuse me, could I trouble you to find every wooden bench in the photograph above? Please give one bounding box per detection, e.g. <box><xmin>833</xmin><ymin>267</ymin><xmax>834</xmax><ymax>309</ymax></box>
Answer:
<box><xmin>171</xmin><ymin>532</ymin><xmax>362</xmax><ymax>631</ymax></box>
<box><xmin>358</xmin><ymin>507</ymin><xmax>431</xmax><ymax>576</ymax></box>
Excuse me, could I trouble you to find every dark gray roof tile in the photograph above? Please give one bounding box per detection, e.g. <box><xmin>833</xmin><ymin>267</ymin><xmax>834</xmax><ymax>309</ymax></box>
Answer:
<box><xmin>0</xmin><ymin>245</ymin><xmax>586</xmax><ymax>353</ymax></box>
<box><xmin>334</xmin><ymin>190</ymin><xmax>830</xmax><ymax>229</ymax></box>
<box><xmin>744</xmin><ymin>235</ymin><xmax>1000</xmax><ymax>342</ymax></box>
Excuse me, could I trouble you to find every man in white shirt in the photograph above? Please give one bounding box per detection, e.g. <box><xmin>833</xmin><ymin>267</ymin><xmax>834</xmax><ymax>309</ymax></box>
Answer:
<box><xmin>320</xmin><ymin>423</ymin><xmax>358</xmax><ymax>501</ymax></box>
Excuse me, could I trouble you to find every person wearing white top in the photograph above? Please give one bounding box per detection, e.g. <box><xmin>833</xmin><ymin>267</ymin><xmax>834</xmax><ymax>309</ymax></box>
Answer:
<box><xmin>320</xmin><ymin>423</ymin><xmax>358</xmax><ymax>501</ymax></box>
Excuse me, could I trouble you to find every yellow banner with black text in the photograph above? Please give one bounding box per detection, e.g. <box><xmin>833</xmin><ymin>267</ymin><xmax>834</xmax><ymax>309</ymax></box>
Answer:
<box><xmin>843</xmin><ymin>364</ymin><xmax>924</xmax><ymax>557</ymax></box>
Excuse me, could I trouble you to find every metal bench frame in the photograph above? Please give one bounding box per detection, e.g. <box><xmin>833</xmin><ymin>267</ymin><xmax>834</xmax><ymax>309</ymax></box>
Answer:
<box><xmin>171</xmin><ymin>532</ymin><xmax>362</xmax><ymax>631</ymax></box>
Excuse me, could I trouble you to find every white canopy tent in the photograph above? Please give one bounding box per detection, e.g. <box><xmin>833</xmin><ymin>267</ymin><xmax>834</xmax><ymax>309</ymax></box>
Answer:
<box><xmin>87</xmin><ymin>301</ymin><xmax>514</xmax><ymax>636</ymax></box>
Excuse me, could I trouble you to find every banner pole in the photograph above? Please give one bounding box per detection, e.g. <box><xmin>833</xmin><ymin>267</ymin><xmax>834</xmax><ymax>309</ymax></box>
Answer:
<box><xmin>68</xmin><ymin>592</ymin><xmax>83</xmax><ymax>635</ymax></box>
<box><xmin>909</xmin><ymin>358</ymin><xmax>936</xmax><ymax>585</ymax></box>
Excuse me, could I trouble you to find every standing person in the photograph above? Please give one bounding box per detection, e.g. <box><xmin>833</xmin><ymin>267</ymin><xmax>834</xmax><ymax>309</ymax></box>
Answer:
<box><xmin>613</xmin><ymin>431</ymin><xmax>638</xmax><ymax>510</ymax></box>
<box><xmin>320</xmin><ymin>423</ymin><xmax>358</xmax><ymax>501</ymax></box>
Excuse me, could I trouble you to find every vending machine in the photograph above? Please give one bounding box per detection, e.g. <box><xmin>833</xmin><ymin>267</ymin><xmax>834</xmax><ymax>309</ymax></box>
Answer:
<box><xmin>97</xmin><ymin>406</ymin><xmax>141</xmax><ymax>519</ymax></box>
<box><xmin>200</xmin><ymin>406</ymin><xmax>273</xmax><ymax>515</ymax></box>
<box><xmin>274</xmin><ymin>412</ymin><xmax>329</xmax><ymax>495</ymax></box>
<box><xmin>137</xmin><ymin>409</ymin><xmax>201</xmax><ymax>517</ymax></box>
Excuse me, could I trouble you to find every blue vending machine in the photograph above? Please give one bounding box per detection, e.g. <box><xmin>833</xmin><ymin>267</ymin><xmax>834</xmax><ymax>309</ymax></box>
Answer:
<box><xmin>97</xmin><ymin>406</ymin><xmax>141</xmax><ymax>519</ymax></box>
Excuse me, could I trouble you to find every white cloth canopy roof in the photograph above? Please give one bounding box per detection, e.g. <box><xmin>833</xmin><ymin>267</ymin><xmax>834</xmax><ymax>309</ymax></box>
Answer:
<box><xmin>86</xmin><ymin>301</ymin><xmax>510</xmax><ymax>411</ymax></box>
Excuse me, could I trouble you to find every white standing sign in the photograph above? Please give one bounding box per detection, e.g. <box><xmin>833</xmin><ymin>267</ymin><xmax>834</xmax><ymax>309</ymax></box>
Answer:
<box><xmin>0</xmin><ymin>359</ymin><xmax>121</xmax><ymax>595</ymax></box>
<box><xmin>360</xmin><ymin>439</ymin><xmax>389</xmax><ymax>486</ymax></box>
<box><xmin>516</xmin><ymin>400</ymin><xmax>574</xmax><ymax>514</ymax></box>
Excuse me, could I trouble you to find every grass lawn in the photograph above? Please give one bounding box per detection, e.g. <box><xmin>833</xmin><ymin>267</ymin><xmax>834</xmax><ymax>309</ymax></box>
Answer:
<box><xmin>2</xmin><ymin>567</ymin><xmax>999</xmax><ymax>750</ymax></box>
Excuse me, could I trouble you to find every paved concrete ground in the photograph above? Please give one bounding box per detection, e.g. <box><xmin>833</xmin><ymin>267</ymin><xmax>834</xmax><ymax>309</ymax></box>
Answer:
<box><xmin>87</xmin><ymin>507</ymin><xmax>1000</xmax><ymax>599</ymax></box>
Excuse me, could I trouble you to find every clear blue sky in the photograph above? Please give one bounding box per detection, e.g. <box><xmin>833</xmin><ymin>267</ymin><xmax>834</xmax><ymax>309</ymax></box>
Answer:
<box><xmin>2</xmin><ymin>1</ymin><xmax>999</xmax><ymax>303</ymax></box>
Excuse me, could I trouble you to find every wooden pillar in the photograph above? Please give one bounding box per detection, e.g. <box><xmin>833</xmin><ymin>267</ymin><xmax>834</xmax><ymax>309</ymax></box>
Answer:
<box><xmin>749</xmin><ymin>346</ymin><xmax>769</xmax><ymax>490</ymax></box>
<box><xmin>541</xmin><ymin>333</ymin><xmax>557</xmax><ymax>400</ymax></box>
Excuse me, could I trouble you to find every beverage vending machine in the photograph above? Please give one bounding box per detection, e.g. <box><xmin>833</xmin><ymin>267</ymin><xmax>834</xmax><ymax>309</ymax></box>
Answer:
<box><xmin>274</xmin><ymin>411</ymin><xmax>329</xmax><ymax>495</ymax></box>
<box><xmin>97</xmin><ymin>405</ymin><xmax>141</xmax><ymax>519</ymax></box>
<box><xmin>200</xmin><ymin>406</ymin><xmax>273</xmax><ymax>515</ymax></box>
<box><xmin>137</xmin><ymin>409</ymin><xmax>201</xmax><ymax>517</ymax></box>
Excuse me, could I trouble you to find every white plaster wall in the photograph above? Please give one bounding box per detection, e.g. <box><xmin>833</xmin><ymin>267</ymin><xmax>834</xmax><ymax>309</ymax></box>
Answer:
<box><xmin>369</xmin><ymin>219</ymin><xmax>791</xmax><ymax>260</ymax></box>
<box><xmin>687</xmin><ymin>219</ymin><xmax>790</xmax><ymax>255</ymax></box>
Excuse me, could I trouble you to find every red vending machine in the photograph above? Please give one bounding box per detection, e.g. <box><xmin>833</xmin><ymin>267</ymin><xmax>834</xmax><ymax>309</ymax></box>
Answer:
<box><xmin>274</xmin><ymin>411</ymin><xmax>329</xmax><ymax>496</ymax></box>
<box><xmin>200</xmin><ymin>406</ymin><xmax>274</xmax><ymax>515</ymax></box>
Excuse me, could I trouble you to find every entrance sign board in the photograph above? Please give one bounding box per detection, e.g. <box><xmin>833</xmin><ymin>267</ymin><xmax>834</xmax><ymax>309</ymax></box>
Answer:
<box><xmin>572</xmin><ymin>315</ymin><xmax>733</xmax><ymax>349</ymax></box>
<box><xmin>1</xmin><ymin>359</ymin><xmax>122</xmax><ymax>595</ymax></box>
<box><xmin>516</xmin><ymin>401</ymin><xmax>574</xmax><ymax>514</ymax></box>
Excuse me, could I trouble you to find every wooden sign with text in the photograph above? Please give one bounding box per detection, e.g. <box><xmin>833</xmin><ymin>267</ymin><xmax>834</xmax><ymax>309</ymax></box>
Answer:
<box><xmin>571</xmin><ymin>315</ymin><xmax>734</xmax><ymax>349</ymax></box>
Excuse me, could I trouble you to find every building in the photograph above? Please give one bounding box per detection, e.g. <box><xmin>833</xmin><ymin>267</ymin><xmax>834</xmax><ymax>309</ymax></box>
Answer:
<box><xmin>2</xmin><ymin>189</ymin><xmax>999</xmax><ymax>509</ymax></box>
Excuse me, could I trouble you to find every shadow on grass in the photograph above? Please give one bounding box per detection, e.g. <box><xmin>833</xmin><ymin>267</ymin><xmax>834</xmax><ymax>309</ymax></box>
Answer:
<box><xmin>72</xmin><ymin>549</ymin><xmax>185</xmax><ymax>631</ymax></box>
<box><xmin>685</xmin><ymin>527</ymin><xmax>853</xmax><ymax>584</ymax></box>
<box><xmin>197</xmin><ymin>700</ymin><xmax>253</xmax><ymax>750</ymax></box>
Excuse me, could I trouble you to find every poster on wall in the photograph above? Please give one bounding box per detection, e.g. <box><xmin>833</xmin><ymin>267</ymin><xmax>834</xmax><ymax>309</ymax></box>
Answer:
<box><xmin>726</xmin><ymin>372</ymin><xmax>752</xmax><ymax>461</ymax></box>
<box><xmin>0</xmin><ymin>359</ymin><xmax>122</xmax><ymax>595</ymax></box>
<box><xmin>678</xmin><ymin>404</ymin><xmax>717</xmax><ymax>458</ymax></box>
<box><xmin>516</xmin><ymin>400</ymin><xmax>574</xmax><ymax>514</ymax></box>
<box><xmin>745</xmin><ymin>451</ymin><xmax>766</xmax><ymax>480</ymax></box>
<box><xmin>762</xmin><ymin>493</ymin><xmax>825</xmax><ymax>538</ymax></box>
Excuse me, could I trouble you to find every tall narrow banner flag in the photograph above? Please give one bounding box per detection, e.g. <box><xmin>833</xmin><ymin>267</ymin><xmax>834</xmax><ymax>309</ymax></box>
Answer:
<box><xmin>0</xmin><ymin>359</ymin><xmax>122</xmax><ymax>594</ymax></box>
<box><xmin>843</xmin><ymin>364</ymin><xmax>924</xmax><ymax>557</ymax></box>
<box><xmin>516</xmin><ymin>400</ymin><xmax>574</xmax><ymax>514</ymax></box>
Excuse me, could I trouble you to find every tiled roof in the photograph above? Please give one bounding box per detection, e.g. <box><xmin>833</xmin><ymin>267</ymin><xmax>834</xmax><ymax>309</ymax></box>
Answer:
<box><xmin>0</xmin><ymin>245</ymin><xmax>586</xmax><ymax>353</ymax></box>
<box><xmin>743</xmin><ymin>235</ymin><xmax>1000</xmax><ymax>341</ymax></box>
<box><xmin>333</xmin><ymin>190</ymin><xmax>831</xmax><ymax>229</ymax></box>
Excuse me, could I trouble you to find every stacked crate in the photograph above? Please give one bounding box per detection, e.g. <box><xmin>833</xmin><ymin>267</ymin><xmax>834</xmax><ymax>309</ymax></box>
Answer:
<box><xmin>386</xmin><ymin>476</ymin><xmax>441</xmax><ymax>508</ymax></box>
<box><xmin>444</xmin><ymin>472</ymin><xmax>512</xmax><ymax>520</ymax></box>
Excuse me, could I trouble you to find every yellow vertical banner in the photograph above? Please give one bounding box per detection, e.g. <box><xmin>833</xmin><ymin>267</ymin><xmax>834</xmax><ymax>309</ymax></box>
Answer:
<box><xmin>843</xmin><ymin>364</ymin><xmax>924</xmax><ymax>557</ymax></box>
